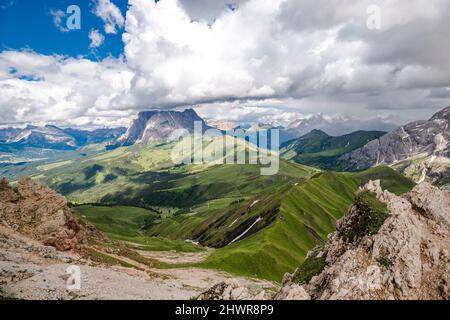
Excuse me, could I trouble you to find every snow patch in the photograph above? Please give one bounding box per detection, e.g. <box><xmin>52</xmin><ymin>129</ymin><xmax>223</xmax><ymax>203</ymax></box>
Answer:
<box><xmin>229</xmin><ymin>217</ymin><xmax>262</xmax><ymax>245</ymax></box>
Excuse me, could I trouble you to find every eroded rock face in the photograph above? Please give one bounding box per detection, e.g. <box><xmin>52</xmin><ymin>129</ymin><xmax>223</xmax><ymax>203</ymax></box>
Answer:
<box><xmin>338</xmin><ymin>106</ymin><xmax>450</xmax><ymax>173</ymax></box>
<box><xmin>0</xmin><ymin>177</ymin><xmax>101</xmax><ymax>251</ymax></box>
<box><xmin>406</xmin><ymin>183</ymin><xmax>450</xmax><ymax>226</ymax></box>
<box><xmin>116</xmin><ymin>108</ymin><xmax>211</xmax><ymax>146</ymax></box>
<box><xmin>277</xmin><ymin>180</ymin><xmax>450</xmax><ymax>300</ymax></box>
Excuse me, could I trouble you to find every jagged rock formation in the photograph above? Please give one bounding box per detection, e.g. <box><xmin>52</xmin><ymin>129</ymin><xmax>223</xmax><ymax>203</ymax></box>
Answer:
<box><xmin>0</xmin><ymin>177</ymin><xmax>103</xmax><ymax>251</ymax></box>
<box><xmin>116</xmin><ymin>108</ymin><xmax>211</xmax><ymax>146</ymax></box>
<box><xmin>338</xmin><ymin>107</ymin><xmax>450</xmax><ymax>183</ymax></box>
<box><xmin>277</xmin><ymin>180</ymin><xmax>450</xmax><ymax>300</ymax></box>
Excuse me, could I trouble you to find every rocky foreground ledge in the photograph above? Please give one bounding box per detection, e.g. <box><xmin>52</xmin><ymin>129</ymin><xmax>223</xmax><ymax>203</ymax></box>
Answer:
<box><xmin>1</xmin><ymin>177</ymin><xmax>449</xmax><ymax>300</ymax></box>
<box><xmin>0</xmin><ymin>177</ymin><xmax>104</xmax><ymax>251</ymax></box>
<box><xmin>0</xmin><ymin>177</ymin><xmax>274</xmax><ymax>300</ymax></box>
<box><xmin>203</xmin><ymin>181</ymin><xmax>450</xmax><ymax>300</ymax></box>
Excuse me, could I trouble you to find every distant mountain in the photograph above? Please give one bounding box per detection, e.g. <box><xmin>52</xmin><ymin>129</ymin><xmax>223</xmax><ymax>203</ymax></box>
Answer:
<box><xmin>0</xmin><ymin>125</ymin><xmax>126</xmax><ymax>151</ymax></box>
<box><xmin>284</xmin><ymin>114</ymin><xmax>398</xmax><ymax>141</ymax></box>
<box><xmin>62</xmin><ymin>127</ymin><xmax>126</xmax><ymax>146</ymax></box>
<box><xmin>115</xmin><ymin>108</ymin><xmax>211</xmax><ymax>147</ymax></box>
<box><xmin>205</xmin><ymin>119</ymin><xmax>237</xmax><ymax>131</ymax></box>
<box><xmin>338</xmin><ymin>106</ymin><xmax>450</xmax><ymax>185</ymax></box>
<box><xmin>280</xmin><ymin>129</ymin><xmax>386</xmax><ymax>170</ymax></box>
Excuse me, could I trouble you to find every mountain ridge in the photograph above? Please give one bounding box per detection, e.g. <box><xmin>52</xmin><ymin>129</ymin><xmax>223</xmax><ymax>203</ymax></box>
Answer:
<box><xmin>0</xmin><ymin>125</ymin><xmax>125</xmax><ymax>151</ymax></box>
<box><xmin>338</xmin><ymin>106</ymin><xmax>450</xmax><ymax>185</ymax></box>
<box><xmin>280</xmin><ymin>129</ymin><xmax>386</xmax><ymax>170</ymax></box>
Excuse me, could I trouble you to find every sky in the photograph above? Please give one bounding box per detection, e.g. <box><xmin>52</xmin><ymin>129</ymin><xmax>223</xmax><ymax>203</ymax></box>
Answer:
<box><xmin>0</xmin><ymin>0</ymin><xmax>450</xmax><ymax>128</ymax></box>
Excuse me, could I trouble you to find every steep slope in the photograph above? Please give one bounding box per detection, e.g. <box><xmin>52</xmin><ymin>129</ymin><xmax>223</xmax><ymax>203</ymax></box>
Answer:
<box><xmin>195</xmin><ymin>168</ymin><xmax>414</xmax><ymax>281</ymax></box>
<box><xmin>277</xmin><ymin>180</ymin><xmax>450</xmax><ymax>300</ymax></box>
<box><xmin>338</xmin><ymin>106</ymin><xmax>450</xmax><ymax>185</ymax></box>
<box><xmin>280</xmin><ymin>129</ymin><xmax>385</xmax><ymax>169</ymax></box>
<box><xmin>115</xmin><ymin>108</ymin><xmax>211</xmax><ymax>146</ymax></box>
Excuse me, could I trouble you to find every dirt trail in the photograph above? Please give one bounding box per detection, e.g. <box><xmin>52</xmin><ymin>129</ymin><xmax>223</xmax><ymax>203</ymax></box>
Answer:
<box><xmin>0</xmin><ymin>226</ymin><xmax>275</xmax><ymax>300</ymax></box>
<box><xmin>137</xmin><ymin>248</ymin><xmax>213</xmax><ymax>264</ymax></box>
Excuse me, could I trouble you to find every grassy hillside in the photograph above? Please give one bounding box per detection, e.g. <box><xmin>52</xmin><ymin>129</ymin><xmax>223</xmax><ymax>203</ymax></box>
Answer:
<box><xmin>196</xmin><ymin>167</ymin><xmax>414</xmax><ymax>281</ymax></box>
<box><xmin>198</xmin><ymin>172</ymin><xmax>359</xmax><ymax>281</ymax></box>
<box><xmin>280</xmin><ymin>129</ymin><xmax>385</xmax><ymax>170</ymax></box>
<box><xmin>351</xmin><ymin>165</ymin><xmax>415</xmax><ymax>195</ymax></box>
<box><xmin>143</xmin><ymin>160</ymin><xmax>318</xmax><ymax>241</ymax></box>
<box><xmin>72</xmin><ymin>205</ymin><xmax>203</xmax><ymax>252</ymax></box>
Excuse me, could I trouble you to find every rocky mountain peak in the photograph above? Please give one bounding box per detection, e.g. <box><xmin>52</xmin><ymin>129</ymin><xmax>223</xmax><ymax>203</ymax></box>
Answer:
<box><xmin>430</xmin><ymin>106</ymin><xmax>450</xmax><ymax>121</ymax></box>
<box><xmin>117</xmin><ymin>108</ymin><xmax>211</xmax><ymax>146</ymax></box>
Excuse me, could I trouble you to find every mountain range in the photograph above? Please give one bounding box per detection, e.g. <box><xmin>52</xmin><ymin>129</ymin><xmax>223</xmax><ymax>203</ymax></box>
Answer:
<box><xmin>280</xmin><ymin>129</ymin><xmax>386</xmax><ymax>170</ymax></box>
<box><xmin>283</xmin><ymin>113</ymin><xmax>398</xmax><ymax>141</ymax></box>
<box><xmin>0</xmin><ymin>109</ymin><xmax>400</xmax><ymax>151</ymax></box>
<box><xmin>338</xmin><ymin>106</ymin><xmax>450</xmax><ymax>184</ymax></box>
<box><xmin>279</xmin><ymin>106</ymin><xmax>450</xmax><ymax>185</ymax></box>
<box><xmin>0</xmin><ymin>125</ymin><xmax>125</xmax><ymax>152</ymax></box>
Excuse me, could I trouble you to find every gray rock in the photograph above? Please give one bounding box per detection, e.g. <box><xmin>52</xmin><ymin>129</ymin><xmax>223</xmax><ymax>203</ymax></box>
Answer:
<box><xmin>338</xmin><ymin>106</ymin><xmax>450</xmax><ymax>174</ymax></box>
<box><xmin>116</xmin><ymin>109</ymin><xmax>212</xmax><ymax>146</ymax></box>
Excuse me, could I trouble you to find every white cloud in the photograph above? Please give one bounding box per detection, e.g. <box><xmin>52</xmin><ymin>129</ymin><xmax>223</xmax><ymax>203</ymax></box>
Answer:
<box><xmin>92</xmin><ymin>0</ymin><xmax>125</xmax><ymax>34</ymax></box>
<box><xmin>89</xmin><ymin>29</ymin><xmax>105</xmax><ymax>48</ymax></box>
<box><xmin>118</xmin><ymin>0</ymin><xmax>450</xmax><ymax>115</ymax></box>
<box><xmin>0</xmin><ymin>50</ymin><xmax>133</xmax><ymax>126</ymax></box>
<box><xmin>2</xmin><ymin>0</ymin><xmax>450</xmax><ymax>127</ymax></box>
<box><xmin>50</xmin><ymin>9</ymin><xmax>69</xmax><ymax>32</ymax></box>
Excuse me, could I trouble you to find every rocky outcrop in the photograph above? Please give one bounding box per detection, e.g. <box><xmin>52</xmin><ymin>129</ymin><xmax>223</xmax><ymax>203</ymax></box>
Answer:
<box><xmin>277</xmin><ymin>180</ymin><xmax>450</xmax><ymax>300</ymax></box>
<box><xmin>198</xmin><ymin>281</ymin><xmax>270</xmax><ymax>300</ymax></box>
<box><xmin>339</xmin><ymin>106</ymin><xmax>450</xmax><ymax>174</ymax></box>
<box><xmin>116</xmin><ymin>108</ymin><xmax>211</xmax><ymax>146</ymax></box>
<box><xmin>0</xmin><ymin>177</ymin><xmax>104</xmax><ymax>251</ymax></box>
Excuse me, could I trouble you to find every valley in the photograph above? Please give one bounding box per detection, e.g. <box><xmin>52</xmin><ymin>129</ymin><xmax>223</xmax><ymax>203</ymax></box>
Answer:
<box><xmin>1</xmin><ymin>107</ymin><xmax>446</xmax><ymax>297</ymax></box>
<box><xmin>4</xmin><ymin>131</ymin><xmax>414</xmax><ymax>282</ymax></box>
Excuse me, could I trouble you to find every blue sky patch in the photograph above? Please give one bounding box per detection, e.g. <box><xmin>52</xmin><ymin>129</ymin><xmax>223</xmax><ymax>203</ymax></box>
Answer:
<box><xmin>0</xmin><ymin>0</ymin><xmax>128</xmax><ymax>60</ymax></box>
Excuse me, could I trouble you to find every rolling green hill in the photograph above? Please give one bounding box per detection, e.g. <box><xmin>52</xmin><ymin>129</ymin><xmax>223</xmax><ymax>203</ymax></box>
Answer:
<box><xmin>280</xmin><ymin>129</ymin><xmax>385</xmax><ymax>170</ymax></box>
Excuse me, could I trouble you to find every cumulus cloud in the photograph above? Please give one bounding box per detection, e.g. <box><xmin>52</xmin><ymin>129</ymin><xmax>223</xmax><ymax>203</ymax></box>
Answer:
<box><xmin>89</xmin><ymin>29</ymin><xmax>105</xmax><ymax>48</ymax></box>
<box><xmin>92</xmin><ymin>0</ymin><xmax>125</xmax><ymax>34</ymax></box>
<box><xmin>178</xmin><ymin>0</ymin><xmax>250</xmax><ymax>22</ymax></box>
<box><xmin>0</xmin><ymin>50</ymin><xmax>133</xmax><ymax>126</ymax></box>
<box><xmin>2</xmin><ymin>0</ymin><xmax>450</xmax><ymax>126</ymax></box>
<box><xmin>118</xmin><ymin>0</ymin><xmax>450</xmax><ymax>117</ymax></box>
